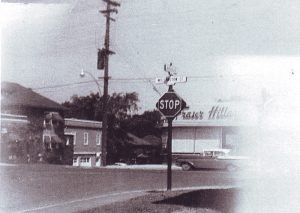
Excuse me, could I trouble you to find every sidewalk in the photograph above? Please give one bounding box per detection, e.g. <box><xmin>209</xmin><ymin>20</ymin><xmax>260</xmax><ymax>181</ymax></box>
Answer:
<box><xmin>105</xmin><ymin>163</ymin><xmax>182</xmax><ymax>170</ymax></box>
<box><xmin>0</xmin><ymin>162</ymin><xmax>18</xmax><ymax>167</ymax></box>
<box><xmin>0</xmin><ymin>162</ymin><xmax>182</xmax><ymax>170</ymax></box>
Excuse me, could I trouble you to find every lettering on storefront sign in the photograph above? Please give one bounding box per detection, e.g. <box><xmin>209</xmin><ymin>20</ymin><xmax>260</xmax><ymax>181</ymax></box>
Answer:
<box><xmin>180</xmin><ymin>105</ymin><xmax>236</xmax><ymax>121</ymax></box>
<box><xmin>208</xmin><ymin>106</ymin><xmax>234</xmax><ymax>120</ymax></box>
<box><xmin>182</xmin><ymin>111</ymin><xmax>204</xmax><ymax>120</ymax></box>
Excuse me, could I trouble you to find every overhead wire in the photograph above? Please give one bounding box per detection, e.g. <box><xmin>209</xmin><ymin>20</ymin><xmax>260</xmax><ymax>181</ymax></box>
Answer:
<box><xmin>32</xmin><ymin>74</ymin><xmax>258</xmax><ymax>92</ymax></box>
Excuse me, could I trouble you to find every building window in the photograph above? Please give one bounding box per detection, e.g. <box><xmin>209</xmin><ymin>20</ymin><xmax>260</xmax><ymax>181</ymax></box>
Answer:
<box><xmin>96</xmin><ymin>132</ymin><xmax>101</xmax><ymax>146</ymax></box>
<box><xmin>65</xmin><ymin>133</ymin><xmax>76</xmax><ymax>146</ymax></box>
<box><xmin>83</xmin><ymin>132</ymin><xmax>88</xmax><ymax>145</ymax></box>
<box><xmin>43</xmin><ymin>135</ymin><xmax>51</xmax><ymax>143</ymax></box>
<box><xmin>80</xmin><ymin>157</ymin><xmax>90</xmax><ymax>163</ymax></box>
<box><xmin>73</xmin><ymin>157</ymin><xmax>77</xmax><ymax>163</ymax></box>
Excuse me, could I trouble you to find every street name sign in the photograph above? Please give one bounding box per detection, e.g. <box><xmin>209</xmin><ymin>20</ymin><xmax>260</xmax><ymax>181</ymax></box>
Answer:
<box><xmin>156</xmin><ymin>91</ymin><xmax>186</xmax><ymax>118</ymax></box>
<box><xmin>155</xmin><ymin>76</ymin><xmax>187</xmax><ymax>85</ymax></box>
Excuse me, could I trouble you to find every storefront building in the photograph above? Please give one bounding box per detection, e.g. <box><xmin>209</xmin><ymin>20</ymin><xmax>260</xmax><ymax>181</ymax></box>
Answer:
<box><xmin>64</xmin><ymin>118</ymin><xmax>102</xmax><ymax>167</ymax></box>
<box><xmin>162</xmin><ymin>102</ymin><xmax>259</xmax><ymax>156</ymax></box>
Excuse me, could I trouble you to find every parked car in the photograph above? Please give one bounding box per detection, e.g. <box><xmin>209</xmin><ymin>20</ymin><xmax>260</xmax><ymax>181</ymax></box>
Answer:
<box><xmin>175</xmin><ymin>149</ymin><xmax>249</xmax><ymax>171</ymax></box>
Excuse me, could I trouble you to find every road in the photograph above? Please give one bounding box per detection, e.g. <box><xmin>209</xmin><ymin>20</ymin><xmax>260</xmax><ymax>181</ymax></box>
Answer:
<box><xmin>0</xmin><ymin>164</ymin><xmax>244</xmax><ymax>212</ymax></box>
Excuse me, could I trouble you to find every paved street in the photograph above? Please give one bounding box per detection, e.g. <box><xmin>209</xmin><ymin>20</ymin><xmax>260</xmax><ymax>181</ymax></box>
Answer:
<box><xmin>0</xmin><ymin>163</ymin><xmax>242</xmax><ymax>212</ymax></box>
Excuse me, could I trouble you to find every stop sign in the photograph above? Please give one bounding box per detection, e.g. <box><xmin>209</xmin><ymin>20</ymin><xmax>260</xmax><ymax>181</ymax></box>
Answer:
<box><xmin>156</xmin><ymin>91</ymin><xmax>185</xmax><ymax>118</ymax></box>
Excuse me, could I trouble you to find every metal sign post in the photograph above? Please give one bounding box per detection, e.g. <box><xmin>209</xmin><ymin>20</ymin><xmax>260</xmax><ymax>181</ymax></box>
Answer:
<box><xmin>167</xmin><ymin>117</ymin><xmax>173</xmax><ymax>190</ymax></box>
<box><xmin>156</xmin><ymin>63</ymin><xmax>187</xmax><ymax>191</ymax></box>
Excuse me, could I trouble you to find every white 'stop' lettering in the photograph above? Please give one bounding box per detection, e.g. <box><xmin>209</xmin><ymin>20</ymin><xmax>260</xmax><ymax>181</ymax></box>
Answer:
<box><xmin>159</xmin><ymin>99</ymin><xmax>181</xmax><ymax>110</ymax></box>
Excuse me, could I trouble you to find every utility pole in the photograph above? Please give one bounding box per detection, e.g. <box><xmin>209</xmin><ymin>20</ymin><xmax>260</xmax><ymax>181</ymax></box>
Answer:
<box><xmin>99</xmin><ymin>0</ymin><xmax>120</xmax><ymax>166</ymax></box>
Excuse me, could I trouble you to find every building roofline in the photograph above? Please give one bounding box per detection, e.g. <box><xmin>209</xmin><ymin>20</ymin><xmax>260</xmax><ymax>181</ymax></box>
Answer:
<box><xmin>64</xmin><ymin>118</ymin><xmax>102</xmax><ymax>128</ymax></box>
<box><xmin>1</xmin><ymin>113</ymin><xmax>27</xmax><ymax>119</ymax></box>
<box><xmin>1</xmin><ymin>81</ymin><xmax>67</xmax><ymax>111</ymax></box>
<box><xmin>1</xmin><ymin>113</ymin><xmax>28</xmax><ymax>123</ymax></box>
<box><xmin>163</xmin><ymin>121</ymin><xmax>256</xmax><ymax>127</ymax></box>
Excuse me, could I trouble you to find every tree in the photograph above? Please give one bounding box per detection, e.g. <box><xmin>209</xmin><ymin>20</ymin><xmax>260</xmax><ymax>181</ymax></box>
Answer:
<box><xmin>62</xmin><ymin>92</ymin><xmax>139</xmax><ymax>125</ymax></box>
<box><xmin>120</xmin><ymin>110</ymin><xmax>162</xmax><ymax>138</ymax></box>
<box><xmin>62</xmin><ymin>93</ymin><xmax>102</xmax><ymax>120</ymax></box>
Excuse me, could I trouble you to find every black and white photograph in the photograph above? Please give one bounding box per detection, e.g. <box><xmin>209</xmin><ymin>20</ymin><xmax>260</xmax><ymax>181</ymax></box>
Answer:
<box><xmin>1</xmin><ymin>0</ymin><xmax>300</xmax><ymax>212</ymax></box>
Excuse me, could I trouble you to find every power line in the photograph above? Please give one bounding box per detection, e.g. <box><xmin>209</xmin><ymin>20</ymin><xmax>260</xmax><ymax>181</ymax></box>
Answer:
<box><xmin>32</xmin><ymin>74</ymin><xmax>258</xmax><ymax>91</ymax></box>
<box><xmin>115</xmin><ymin>38</ymin><xmax>163</xmax><ymax>96</ymax></box>
<box><xmin>33</xmin><ymin>80</ymin><xmax>102</xmax><ymax>90</ymax></box>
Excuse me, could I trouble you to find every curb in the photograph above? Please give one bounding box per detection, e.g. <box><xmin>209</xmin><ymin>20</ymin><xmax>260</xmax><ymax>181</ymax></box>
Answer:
<box><xmin>105</xmin><ymin>165</ymin><xmax>182</xmax><ymax>170</ymax></box>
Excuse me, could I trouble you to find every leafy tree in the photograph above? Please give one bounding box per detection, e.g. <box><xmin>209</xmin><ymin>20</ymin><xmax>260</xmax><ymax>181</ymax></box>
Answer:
<box><xmin>62</xmin><ymin>93</ymin><xmax>102</xmax><ymax>120</ymax></box>
<box><xmin>120</xmin><ymin>110</ymin><xmax>162</xmax><ymax>138</ymax></box>
<box><xmin>139</xmin><ymin>110</ymin><xmax>162</xmax><ymax>126</ymax></box>
<box><xmin>62</xmin><ymin>92</ymin><xmax>139</xmax><ymax>125</ymax></box>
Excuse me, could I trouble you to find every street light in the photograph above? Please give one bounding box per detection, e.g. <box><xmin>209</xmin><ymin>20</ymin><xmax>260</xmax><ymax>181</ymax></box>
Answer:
<box><xmin>80</xmin><ymin>69</ymin><xmax>102</xmax><ymax>95</ymax></box>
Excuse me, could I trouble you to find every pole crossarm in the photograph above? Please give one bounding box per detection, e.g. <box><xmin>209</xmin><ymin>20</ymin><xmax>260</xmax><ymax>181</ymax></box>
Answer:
<box><xmin>100</xmin><ymin>9</ymin><xmax>118</xmax><ymax>14</ymax></box>
<box><xmin>103</xmin><ymin>0</ymin><xmax>120</xmax><ymax>7</ymax></box>
<box><xmin>105</xmin><ymin>49</ymin><xmax>116</xmax><ymax>55</ymax></box>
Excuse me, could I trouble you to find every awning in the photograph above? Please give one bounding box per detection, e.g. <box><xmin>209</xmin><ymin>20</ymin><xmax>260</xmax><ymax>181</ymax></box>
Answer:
<box><xmin>126</xmin><ymin>133</ymin><xmax>152</xmax><ymax>146</ymax></box>
<box><xmin>137</xmin><ymin>153</ymin><xmax>149</xmax><ymax>158</ymax></box>
<box><xmin>143</xmin><ymin>135</ymin><xmax>162</xmax><ymax>147</ymax></box>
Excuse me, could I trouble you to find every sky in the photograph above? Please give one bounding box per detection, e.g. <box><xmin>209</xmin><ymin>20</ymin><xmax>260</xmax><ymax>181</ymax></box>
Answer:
<box><xmin>1</xmin><ymin>0</ymin><xmax>300</xmax><ymax>113</ymax></box>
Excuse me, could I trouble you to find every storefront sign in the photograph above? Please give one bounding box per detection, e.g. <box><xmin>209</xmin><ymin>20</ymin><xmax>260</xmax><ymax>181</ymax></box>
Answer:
<box><xmin>208</xmin><ymin>105</ymin><xmax>234</xmax><ymax>120</ymax></box>
<box><xmin>181</xmin><ymin>111</ymin><xmax>204</xmax><ymax>120</ymax></box>
<box><xmin>179</xmin><ymin>105</ymin><xmax>236</xmax><ymax>121</ymax></box>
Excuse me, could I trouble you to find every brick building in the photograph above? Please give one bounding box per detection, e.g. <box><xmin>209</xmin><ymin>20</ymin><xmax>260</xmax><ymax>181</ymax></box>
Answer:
<box><xmin>64</xmin><ymin>118</ymin><xmax>102</xmax><ymax>167</ymax></box>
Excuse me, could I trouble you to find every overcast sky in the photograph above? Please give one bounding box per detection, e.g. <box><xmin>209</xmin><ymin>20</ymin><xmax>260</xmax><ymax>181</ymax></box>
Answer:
<box><xmin>2</xmin><ymin>0</ymin><xmax>300</xmax><ymax>112</ymax></box>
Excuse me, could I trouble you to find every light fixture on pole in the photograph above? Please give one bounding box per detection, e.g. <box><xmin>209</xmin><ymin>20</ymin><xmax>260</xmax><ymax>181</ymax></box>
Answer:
<box><xmin>80</xmin><ymin>69</ymin><xmax>102</xmax><ymax>96</ymax></box>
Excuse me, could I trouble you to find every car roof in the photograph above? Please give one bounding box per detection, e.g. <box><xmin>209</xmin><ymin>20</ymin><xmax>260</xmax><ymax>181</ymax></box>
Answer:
<box><xmin>202</xmin><ymin>149</ymin><xmax>231</xmax><ymax>153</ymax></box>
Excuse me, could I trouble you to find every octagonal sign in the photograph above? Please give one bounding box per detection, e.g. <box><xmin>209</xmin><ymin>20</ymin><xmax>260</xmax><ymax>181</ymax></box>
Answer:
<box><xmin>156</xmin><ymin>91</ymin><xmax>185</xmax><ymax>118</ymax></box>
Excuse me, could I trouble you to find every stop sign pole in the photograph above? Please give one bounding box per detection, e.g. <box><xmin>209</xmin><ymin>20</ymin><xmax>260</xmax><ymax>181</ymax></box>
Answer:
<box><xmin>166</xmin><ymin>107</ymin><xmax>173</xmax><ymax>191</ymax></box>
<box><xmin>156</xmin><ymin>63</ymin><xmax>187</xmax><ymax>191</ymax></box>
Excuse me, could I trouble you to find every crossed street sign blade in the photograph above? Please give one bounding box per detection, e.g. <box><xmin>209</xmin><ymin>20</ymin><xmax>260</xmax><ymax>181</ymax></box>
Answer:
<box><xmin>155</xmin><ymin>76</ymin><xmax>187</xmax><ymax>85</ymax></box>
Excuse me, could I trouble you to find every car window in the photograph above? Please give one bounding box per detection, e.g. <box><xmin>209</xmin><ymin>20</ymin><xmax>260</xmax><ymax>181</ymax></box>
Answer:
<box><xmin>203</xmin><ymin>149</ymin><xmax>230</xmax><ymax>157</ymax></box>
<box><xmin>215</xmin><ymin>151</ymin><xmax>226</xmax><ymax>156</ymax></box>
<box><xmin>204</xmin><ymin>151</ymin><xmax>213</xmax><ymax>157</ymax></box>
